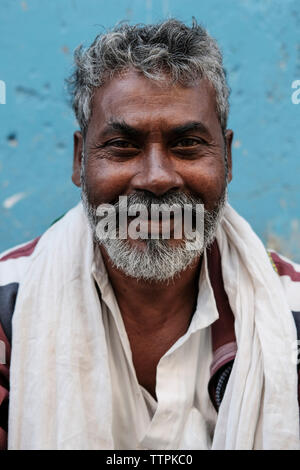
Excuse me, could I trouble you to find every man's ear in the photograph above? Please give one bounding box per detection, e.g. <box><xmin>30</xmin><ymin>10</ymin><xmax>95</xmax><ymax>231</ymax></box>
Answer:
<box><xmin>224</xmin><ymin>129</ymin><xmax>233</xmax><ymax>183</ymax></box>
<box><xmin>72</xmin><ymin>131</ymin><xmax>84</xmax><ymax>187</ymax></box>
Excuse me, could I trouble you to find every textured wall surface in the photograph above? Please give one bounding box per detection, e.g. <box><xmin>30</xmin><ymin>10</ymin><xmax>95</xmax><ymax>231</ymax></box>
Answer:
<box><xmin>0</xmin><ymin>0</ymin><xmax>299</xmax><ymax>259</ymax></box>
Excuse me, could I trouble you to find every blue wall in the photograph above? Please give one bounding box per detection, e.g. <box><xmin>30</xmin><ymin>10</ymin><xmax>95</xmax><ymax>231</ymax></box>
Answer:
<box><xmin>0</xmin><ymin>0</ymin><xmax>300</xmax><ymax>260</ymax></box>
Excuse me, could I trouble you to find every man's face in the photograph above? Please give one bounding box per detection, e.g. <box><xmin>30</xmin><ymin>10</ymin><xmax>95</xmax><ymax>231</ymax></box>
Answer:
<box><xmin>72</xmin><ymin>70</ymin><xmax>233</xmax><ymax>281</ymax></box>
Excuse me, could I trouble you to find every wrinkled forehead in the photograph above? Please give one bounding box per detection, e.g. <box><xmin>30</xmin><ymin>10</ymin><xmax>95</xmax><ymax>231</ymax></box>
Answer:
<box><xmin>87</xmin><ymin>70</ymin><xmax>222</xmax><ymax>137</ymax></box>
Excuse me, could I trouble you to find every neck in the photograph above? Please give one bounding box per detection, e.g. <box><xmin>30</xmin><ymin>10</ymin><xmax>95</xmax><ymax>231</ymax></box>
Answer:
<box><xmin>99</xmin><ymin>245</ymin><xmax>202</xmax><ymax>333</ymax></box>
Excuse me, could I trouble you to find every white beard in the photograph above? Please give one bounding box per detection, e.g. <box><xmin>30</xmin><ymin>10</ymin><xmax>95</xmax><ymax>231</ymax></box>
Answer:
<box><xmin>80</xmin><ymin>163</ymin><xmax>227</xmax><ymax>282</ymax></box>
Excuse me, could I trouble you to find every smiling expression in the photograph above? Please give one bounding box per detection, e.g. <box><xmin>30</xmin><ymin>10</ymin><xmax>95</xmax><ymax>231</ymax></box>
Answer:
<box><xmin>72</xmin><ymin>70</ymin><xmax>233</xmax><ymax>249</ymax></box>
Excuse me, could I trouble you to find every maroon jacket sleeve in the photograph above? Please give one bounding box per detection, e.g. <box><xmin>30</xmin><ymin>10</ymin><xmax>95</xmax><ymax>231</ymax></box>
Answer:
<box><xmin>0</xmin><ymin>321</ymin><xmax>10</xmax><ymax>450</ymax></box>
<box><xmin>0</xmin><ymin>236</ymin><xmax>40</xmax><ymax>451</ymax></box>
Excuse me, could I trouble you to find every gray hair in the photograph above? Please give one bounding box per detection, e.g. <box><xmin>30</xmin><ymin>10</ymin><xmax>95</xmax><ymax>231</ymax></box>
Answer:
<box><xmin>67</xmin><ymin>18</ymin><xmax>230</xmax><ymax>137</ymax></box>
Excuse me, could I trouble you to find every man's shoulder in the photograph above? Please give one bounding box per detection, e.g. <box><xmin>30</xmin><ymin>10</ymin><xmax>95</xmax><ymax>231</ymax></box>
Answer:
<box><xmin>0</xmin><ymin>237</ymin><xmax>41</xmax><ymax>344</ymax></box>
<box><xmin>0</xmin><ymin>237</ymin><xmax>41</xmax><ymax>280</ymax></box>
<box><xmin>268</xmin><ymin>250</ymin><xmax>300</xmax><ymax>277</ymax></box>
<box><xmin>268</xmin><ymin>250</ymin><xmax>300</xmax><ymax>339</ymax></box>
<box><xmin>0</xmin><ymin>239</ymin><xmax>39</xmax><ymax>450</ymax></box>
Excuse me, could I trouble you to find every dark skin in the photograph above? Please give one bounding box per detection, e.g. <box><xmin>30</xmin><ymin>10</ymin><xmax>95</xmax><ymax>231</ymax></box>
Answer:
<box><xmin>72</xmin><ymin>70</ymin><xmax>233</xmax><ymax>399</ymax></box>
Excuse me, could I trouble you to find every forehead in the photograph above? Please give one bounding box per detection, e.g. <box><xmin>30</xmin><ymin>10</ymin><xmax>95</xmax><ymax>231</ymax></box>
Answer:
<box><xmin>88</xmin><ymin>70</ymin><xmax>221</xmax><ymax>134</ymax></box>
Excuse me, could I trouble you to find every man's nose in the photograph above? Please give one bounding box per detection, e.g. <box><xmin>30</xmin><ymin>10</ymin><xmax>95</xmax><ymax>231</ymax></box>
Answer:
<box><xmin>130</xmin><ymin>146</ymin><xmax>184</xmax><ymax>196</ymax></box>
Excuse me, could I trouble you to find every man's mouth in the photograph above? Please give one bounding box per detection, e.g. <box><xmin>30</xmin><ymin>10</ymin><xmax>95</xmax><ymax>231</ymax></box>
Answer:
<box><xmin>95</xmin><ymin>196</ymin><xmax>202</xmax><ymax>242</ymax></box>
<box><xmin>126</xmin><ymin>211</ymin><xmax>183</xmax><ymax>238</ymax></box>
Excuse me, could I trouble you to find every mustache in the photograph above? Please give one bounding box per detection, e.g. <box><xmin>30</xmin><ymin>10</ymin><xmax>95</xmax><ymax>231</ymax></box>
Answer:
<box><xmin>106</xmin><ymin>190</ymin><xmax>205</xmax><ymax>217</ymax></box>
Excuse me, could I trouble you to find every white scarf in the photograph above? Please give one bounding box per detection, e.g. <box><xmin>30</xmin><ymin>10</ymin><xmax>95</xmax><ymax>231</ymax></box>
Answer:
<box><xmin>8</xmin><ymin>202</ymin><xmax>300</xmax><ymax>449</ymax></box>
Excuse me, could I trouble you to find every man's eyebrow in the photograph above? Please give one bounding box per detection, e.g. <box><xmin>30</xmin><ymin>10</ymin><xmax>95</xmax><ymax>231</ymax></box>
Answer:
<box><xmin>99</xmin><ymin>119</ymin><xmax>211</xmax><ymax>138</ymax></box>
<box><xmin>171</xmin><ymin>121</ymin><xmax>211</xmax><ymax>136</ymax></box>
<box><xmin>101</xmin><ymin>119</ymin><xmax>140</xmax><ymax>138</ymax></box>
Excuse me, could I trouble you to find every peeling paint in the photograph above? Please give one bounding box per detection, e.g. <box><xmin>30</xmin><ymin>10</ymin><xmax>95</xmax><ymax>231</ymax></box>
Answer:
<box><xmin>20</xmin><ymin>1</ymin><xmax>28</xmax><ymax>11</ymax></box>
<box><xmin>15</xmin><ymin>86</ymin><xmax>44</xmax><ymax>101</ymax></box>
<box><xmin>61</xmin><ymin>45</ymin><xmax>70</xmax><ymax>55</ymax></box>
<box><xmin>7</xmin><ymin>133</ymin><xmax>18</xmax><ymax>147</ymax></box>
<box><xmin>3</xmin><ymin>192</ymin><xmax>27</xmax><ymax>210</ymax></box>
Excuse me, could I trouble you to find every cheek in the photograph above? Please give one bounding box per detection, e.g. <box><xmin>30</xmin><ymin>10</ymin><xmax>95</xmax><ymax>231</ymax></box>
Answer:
<box><xmin>84</xmin><ymin>157</ymin><xmax>134</xmax><ymax>205</ymax></box>
<box><xmin>180</xmin><ymin>159</ymin><xmax>226</xmax><ymax>208</ymax></box>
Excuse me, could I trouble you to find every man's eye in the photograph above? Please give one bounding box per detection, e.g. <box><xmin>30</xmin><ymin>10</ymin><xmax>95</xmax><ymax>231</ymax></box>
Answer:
<box><xmin>109</xmin><ymin>140</ymin><xmax>137</xmax><ymax>149</ymax></box>
<box><xmin>174</xmin><ymin>138</ymin><xmax>202</xmax><ymax>148</ymax></box>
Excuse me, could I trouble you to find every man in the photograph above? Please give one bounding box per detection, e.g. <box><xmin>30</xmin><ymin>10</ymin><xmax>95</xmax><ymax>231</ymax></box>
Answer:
<box><xmin>0</xmin><ymin>19</ymin><xmax>299</xmax><ymax>450</ymax></box>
